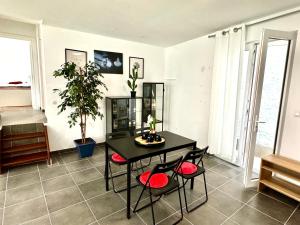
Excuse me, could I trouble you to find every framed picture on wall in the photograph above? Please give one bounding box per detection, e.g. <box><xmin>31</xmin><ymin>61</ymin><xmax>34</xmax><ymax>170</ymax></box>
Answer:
<box><xmin>65</xmin><ymin>49</ymin><xmax>87</xmax><ymax>70</ymax></box>
<box><xmin>129</xmin><ymin>57</ymin><xmax>144</xmax><ymax>79</ymax></box>
<box><xmin>94</xmin><ymin>50</ymin><xmax>123</xmax><ymax>74</ymax></box>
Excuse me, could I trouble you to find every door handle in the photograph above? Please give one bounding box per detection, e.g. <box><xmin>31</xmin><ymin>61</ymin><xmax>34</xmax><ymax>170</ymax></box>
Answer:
<box><xmin>256</xmin><ymin>121</ymin><xmax>266</xmax><ymax>124</ymax></box>
<box><xmin>255</xmin><ymin>121</ymin><xmax>266</xmax><ymax>132</ymax></box>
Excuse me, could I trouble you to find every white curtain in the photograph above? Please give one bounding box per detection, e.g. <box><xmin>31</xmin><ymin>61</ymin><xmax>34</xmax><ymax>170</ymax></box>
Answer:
<box><xmin>208</xmin><ymin>26</ymin><xmax>245</xmax><ymax>162</ymax></box>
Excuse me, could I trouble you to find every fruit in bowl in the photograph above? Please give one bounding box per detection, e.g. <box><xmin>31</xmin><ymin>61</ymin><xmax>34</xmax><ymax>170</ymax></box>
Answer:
<box><xmin>142</xmin><ymin>132</ymin><xmax>149</xmax><ymax>140</ymax></box>
<box><xmin>155</xmin><ymin>134</ymin><xmax>162</xmax><ymax>142</ymax></box>
<box><xmin>147</xmin><ymin>135</ymin><xmax>154</xmax><ymax>143</ymax></box>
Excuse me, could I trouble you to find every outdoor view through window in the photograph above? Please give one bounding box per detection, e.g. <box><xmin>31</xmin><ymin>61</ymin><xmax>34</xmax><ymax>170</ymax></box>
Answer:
<box><xmin>0</xmin><ymin>36</ymin><xmax>32</xmax><ymax>87</ymax></box>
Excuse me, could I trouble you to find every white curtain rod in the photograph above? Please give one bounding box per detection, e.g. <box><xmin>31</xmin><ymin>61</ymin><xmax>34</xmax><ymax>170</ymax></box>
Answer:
<box><xmin>208</xmin><ymin>6</ymin><xmax>300</xmax><ymax>38</ymax></box>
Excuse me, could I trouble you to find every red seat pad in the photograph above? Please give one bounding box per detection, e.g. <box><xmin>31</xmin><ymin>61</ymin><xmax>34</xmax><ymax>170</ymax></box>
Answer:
<box><xmin>139</xmin><ymin>171</ymin><xmax>169</xmax><ymax>188</ymax></box>
<box><xmin>111</xmin><ymin>153</ymin><xmax>127</xmax><ymax>163</ymax></box>
<box><xmin>176</xmin><ymin>162</ymin><xmax>198</xmax><ymax>175</ymax></box>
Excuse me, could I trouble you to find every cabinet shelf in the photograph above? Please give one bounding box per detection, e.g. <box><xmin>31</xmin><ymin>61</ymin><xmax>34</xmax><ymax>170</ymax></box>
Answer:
<box><xmin>259</xmin><ymin>154</ymin><xmax>300</xmax><ymax>202</ymax></box>
<box><xmin>260</xmin><ymin>177</ymin><xmax>300</xmax><ymax>201</ymax></box>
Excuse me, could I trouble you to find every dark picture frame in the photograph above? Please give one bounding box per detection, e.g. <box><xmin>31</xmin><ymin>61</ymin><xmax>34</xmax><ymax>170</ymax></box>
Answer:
<box><xmin>129</xmin><ymin>57</ymin><xmax>144</xmax><ymax>79</ymax></box>
<box><xmin>65</xmin><ymin>48</ymin><xmax>87</xmax><ymax>70</ymax></box>
<box><xmin>94</xmin><ymin>50</ymin><xmax>123</xmax><ymax>74</ymax></box>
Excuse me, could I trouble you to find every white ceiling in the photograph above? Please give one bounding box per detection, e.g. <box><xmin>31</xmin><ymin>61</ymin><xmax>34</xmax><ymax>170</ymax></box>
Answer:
<box><xmin>1</xmin><ymin>0</ymin><xmax>300</xmax><ymax>46</ymax></box>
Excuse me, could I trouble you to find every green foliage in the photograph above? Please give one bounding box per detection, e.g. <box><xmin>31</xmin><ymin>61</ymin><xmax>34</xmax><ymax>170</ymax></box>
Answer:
<box><xmin>127</xmin><ymin>62</ymin><xmax>139</xmax><ymax>92</ymax></box>
<box><xmin>53</xmin><ymin>62</ymin><xmax>107</xmax><ymax>143</ymax></box>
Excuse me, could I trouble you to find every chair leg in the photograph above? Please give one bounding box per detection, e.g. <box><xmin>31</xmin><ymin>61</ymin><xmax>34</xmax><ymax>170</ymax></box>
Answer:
<box><xmin>174</xmin><ymin>178</ymin><xmax>184</xmax><ymax>225</ymax></box>
<box><xmin>182</xmin><ymin>177</ymin><xmax>189</xmax><ymax>212</ymax></box>
<box><xmin>203</xmin><ymin>172</ymin><xmax>208</xmax><ymax>202</ymax></box>
<box><xmin>182</xmin><ymin>174</ymin><xmax>208</xmax><ymax>213</ymax></box>
<box><xmin>149</xmin><ymin>190</ymin><xmax>156</xmax><ymax>225</ymax></box>
<box><xmin>133</xmin><ymin>186</ymin><xmax>146</xmax><ymax>212</ymax></box>
<box><xmin>109</xmin><ymin>162</ymin><xmax>138</xmax><ymax>193</ymax></box>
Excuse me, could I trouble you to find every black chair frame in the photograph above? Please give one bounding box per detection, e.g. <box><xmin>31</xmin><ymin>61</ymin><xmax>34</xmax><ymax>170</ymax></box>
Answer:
<box><xmin>106</xmin><ymin>131</ymin><xmax>142</xmax><ymax>193</ymax></box>
<box><xmin>176</xmin><ymin>146</ymin><xmax>209</xmax><ymax>212</ymax></box>
<box><xmin>133</xmin><ymin>157</ymin><xmax>184</xmax><ymax>225</ymax></box>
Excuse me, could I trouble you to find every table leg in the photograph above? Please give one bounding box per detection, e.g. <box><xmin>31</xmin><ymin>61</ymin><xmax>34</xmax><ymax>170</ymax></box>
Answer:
<box><xmin>163</xmin><ymin>153</ymin><xmax>167</xmax><ymax>163</ymax></box>
<box><xmin>127</xmin><ymin>162</ymin><xmax>132</xmax><ymax>219</ymax></box>
<box><xmin>105</xmin><ymin>143</ymin><xmax>109</xmax><ymax>191</ymax></box>
<box><xmin>190</xmin><ymin>143</ymin><xmax>197</xmax><ymax>190</ymax></box>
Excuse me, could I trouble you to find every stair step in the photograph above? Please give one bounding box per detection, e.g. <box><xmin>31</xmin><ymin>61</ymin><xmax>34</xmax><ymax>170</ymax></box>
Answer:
<box><xmin>3</xmin><ymin>142</ymin><xmax>47</xmax><ymax>154</ymax></box>
<box><xmin>2</xmin><ymin>132</ymin><xmax>45</xmax><ymax>141</ymax></box>
<box><xmin>2</xmin><ymin>152</ymin><xmax>48</xmax><ymax>168</ymax></box>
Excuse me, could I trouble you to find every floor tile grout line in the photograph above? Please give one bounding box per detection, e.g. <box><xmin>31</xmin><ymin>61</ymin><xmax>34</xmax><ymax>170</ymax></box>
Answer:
<box><xmin>37</xmin><ymin>164</ymin><xmax>53</xmax><ymax>225</ymax></box>
<box><xmin>19</xmin><ymin>215</ymin><xmax>50</xmax><ymax>225</ymax></box>
<box><xmin>284</xmin><ymin>203</ymin><xmax>299</xmax><ymax>225</ymax></box>
<box><xmin>159</xmin><ymin>196</ymin><xmax>195</xmax><ymax>225</ymax></box>
<box><xmin>215</xmin><ymin>187</ymin><xmax>252</xmax><ymax>205</ymax></box>
<box><xmin>220</xmin><ymin>204</ymin><xmax>245</xmax><ymax>225</ymax></box>
<box><xmin>116</xmin><ymin>189</ymin><xmax>148</xmax><ymax>225</ymax></box>
<box><xmin>4</xmin><ymin>192</ymin><xmax>47</xmax><ymax>209</ymax></box>
<box><xmin>242</xmin><ymin>189</ymin><xmax>295</xmax><ymax>224</ymax></box>
<box><xmin>1</xmin><ymin>170</ymin><xmax>9</xmax><ymax>225</ymax></box>
<box><xmin>65</xmin><ymin>165</ymin><xmax>100</xmax><ymax>225</ymax></box>
<box><xmin>245</xmin><ymin>203</ymin><xmax>284</xmax><ymax>224</ymax></box>
<box><xmin>8</xmin><ymin>167</ymin><xmax>39</xmax><ymax>178</ymax></box>
<box><xmin>220</xmin><ymin>192</ymin><xmax>259</xmax><ymax>225</ymax></box>
<box><xmin>3</xmin><ymin>176</ymin><xmax>113</xmax><ymax>222</ymax></box>
<box><xmin>96</xmin><ymin>206</ymin><xmax>127</xmax><ymax>223</ymax></box>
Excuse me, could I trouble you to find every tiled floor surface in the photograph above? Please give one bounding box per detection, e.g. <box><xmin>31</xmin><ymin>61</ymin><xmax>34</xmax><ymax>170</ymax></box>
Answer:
<box><xmin>0</xmin><ymin>146</ymin><xmax>299</xmax><ymax>225</ymax></box>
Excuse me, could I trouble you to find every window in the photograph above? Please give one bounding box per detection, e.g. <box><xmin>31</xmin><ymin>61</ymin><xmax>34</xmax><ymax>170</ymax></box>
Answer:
<box><xmin>0</xmin><ymin>36</ymin><xmax>32</xmax><ymax>87</ymax></box>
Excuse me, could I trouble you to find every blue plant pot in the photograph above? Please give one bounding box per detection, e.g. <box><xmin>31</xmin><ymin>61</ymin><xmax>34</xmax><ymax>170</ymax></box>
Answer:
<box><xmin>74</xmin><ymin>138</ymin><xmax>96</xmax><ymax>158</ymax></box>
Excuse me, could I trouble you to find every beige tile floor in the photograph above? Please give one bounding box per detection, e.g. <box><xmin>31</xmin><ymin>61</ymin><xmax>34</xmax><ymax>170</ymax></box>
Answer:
<box><xmin>0</xmin><ymin>146</ymin><xmax>299</xmax><ymax>225</ymax></box>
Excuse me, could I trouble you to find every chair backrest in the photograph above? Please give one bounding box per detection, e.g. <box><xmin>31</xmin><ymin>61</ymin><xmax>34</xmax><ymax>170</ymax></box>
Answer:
<box><xmin>142</xmin><ymin>156</ymin><xmax>182</xmax><ymax>188</ymax></box>
<box><xmin>151</xmin><ymin>156</ymin><xmax>183</xmax><ymax>177</ymax></box>
<box><xmin>106</xmin><ymin>131</ymin><xmax>130</xmax><ymax>140</ymax></box>
<box><xmin>182</xmin><ymin>146</ymin><xmax>209</xmax><ymax>167</ymax></box>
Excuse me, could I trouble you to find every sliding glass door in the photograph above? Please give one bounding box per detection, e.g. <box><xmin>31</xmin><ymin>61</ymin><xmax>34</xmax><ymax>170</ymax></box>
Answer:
<box><xmin>244</xmin><ymin>29</ymin><xmax>297</xmax><ymax>187</ymax></box>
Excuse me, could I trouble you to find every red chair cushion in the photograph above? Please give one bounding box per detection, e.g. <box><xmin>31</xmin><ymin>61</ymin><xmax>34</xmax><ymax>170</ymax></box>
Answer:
<box><xmin>139</xmin><ymin>171</ymin><xmax>169</xmax><ymax>189</ymax></box>
<box><xmin>111</xmin><ymin>153</ymin><xmax>127</xmax><ymax>163</ymax></box>
<box><xmin>176</xmin><ymin>162</ymin><xmax>198</xmax><ymax>175</ymax></box>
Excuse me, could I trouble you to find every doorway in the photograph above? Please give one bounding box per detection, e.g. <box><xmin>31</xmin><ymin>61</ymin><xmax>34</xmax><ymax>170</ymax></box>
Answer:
<box><xmin>243</xmin><ymin>29</ymin><xmax>298</xmax><ymax>187</ymax></box>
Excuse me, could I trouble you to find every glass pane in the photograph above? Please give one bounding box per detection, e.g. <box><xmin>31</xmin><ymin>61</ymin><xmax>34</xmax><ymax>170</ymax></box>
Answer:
<box><xmin>252</xmin><ymin>39</ymin><xmax>289</xmax><ymax>179</ymax></box>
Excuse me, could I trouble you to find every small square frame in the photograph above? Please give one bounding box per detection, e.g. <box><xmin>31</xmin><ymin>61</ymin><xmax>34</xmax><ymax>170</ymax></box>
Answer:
<box><xmin>129</xmin><ymin>57</ymin><xmax>144</xmax><ymax>79</ymax></box>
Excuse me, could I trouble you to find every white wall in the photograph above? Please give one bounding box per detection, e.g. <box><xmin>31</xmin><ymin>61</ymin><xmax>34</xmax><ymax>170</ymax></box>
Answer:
<box><xmin>0</xmin><ymin>89</ymin><xmax>32</xmax><ymax>107</ymax></box>
<box><xmin>42</xmin><ymin>25</ymin><xmax>164</xmax><ymax>151</ymax></box>
<box><xmin>164</xmin><ymin>36</ymin><xmax>215</xmax><ymax>148</ymax></box>
<box><xmin>246</xmin><ymin>12</ymin><xmax>300</xmax><ymax>161</ymax></box>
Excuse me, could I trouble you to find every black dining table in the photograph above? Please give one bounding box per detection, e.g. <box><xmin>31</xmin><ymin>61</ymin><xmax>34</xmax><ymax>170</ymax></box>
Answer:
<box><xmin>104</xmin><ymin>131</ymin><xmax>197</xmax><ymax>219</ymax></box>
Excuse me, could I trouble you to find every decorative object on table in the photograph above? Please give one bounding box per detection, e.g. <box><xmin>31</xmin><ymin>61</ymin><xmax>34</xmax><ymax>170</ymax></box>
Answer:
<box><xmin>53</xmin><ymin>61</ymin><xmax>108</xmax><ymax>158</ymax></box>
<box><xmin>134</xmin><ymin>134</ymin><xmax>165</xmax><ymax>147</ymax></box>
<box><xmin>135</xmin><ymin>114</ymin><xmax>165</xmax><ymax>146</ymax></box>
<box><xmin>105</xmin><ymin>96</ymin><xmax>143</xmax><ymax>134</ymax></box>
<box><xmin>142</xmin><ymin>82</ymin><xmax>165</xmax><ymax>131</ymax></box>
<box><xmin>94</xmin><ymin>50</ymin><xmax>123</xmax><ymax>74</ymax></box>
<box><xmin>129</xmin><ymin>57</ymin><xmax>144</xmax><ymax>79</ymax></box>
<box><xmin>65</xmin><ymin>49</ymin><xmax>87</xmax><ymax>71</ymax></box>
<box><xmin>147</xmin><ymin>114</ymin><xmax>156</xmax><ymax>134</ymax></box>
<box><xmin>127</xmin><ymin>61</ymin><xmax>139</xmax><ymax>97</ymax></box>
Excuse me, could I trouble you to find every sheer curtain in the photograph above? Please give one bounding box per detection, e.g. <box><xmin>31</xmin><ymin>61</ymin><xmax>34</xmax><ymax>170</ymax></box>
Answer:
<box><xmin>208</xmin><ymin>26</ymin><xmax>245</xmax><ymax>162</ymax></box>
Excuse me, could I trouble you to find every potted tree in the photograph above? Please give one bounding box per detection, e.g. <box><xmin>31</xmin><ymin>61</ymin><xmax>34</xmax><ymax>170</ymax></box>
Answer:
<box><xmin>53</xmin><ymin>62</ymin><xmax>107</xmax><ymax>158</ymax></box>
<box><xmin>127</xmin><ymin>62</ymin><xmax>139</xmax><ymax>97</ymax></box>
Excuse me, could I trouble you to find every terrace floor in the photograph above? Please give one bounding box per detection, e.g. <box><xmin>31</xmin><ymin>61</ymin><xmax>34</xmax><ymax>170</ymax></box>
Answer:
<box><xmin>0</xmin><ymin>146</ymin><xmax>299</xmax><ymax>225</ymax></box>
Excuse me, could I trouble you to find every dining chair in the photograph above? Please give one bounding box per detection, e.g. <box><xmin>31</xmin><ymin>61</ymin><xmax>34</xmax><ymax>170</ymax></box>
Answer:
<box><xmin>106</xmin><ymin>131</ymin><xmax>142</xmax><ymax>193</ymax></box>
<box><xmin>133</xmin><ymin>156</ymin><xmax>184</xmax><ymax>225</ymax></box>
<box><xmin>174</xmin><ymin>146</ymin><xmax>209</xmax><ymax>212</ymax></box>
